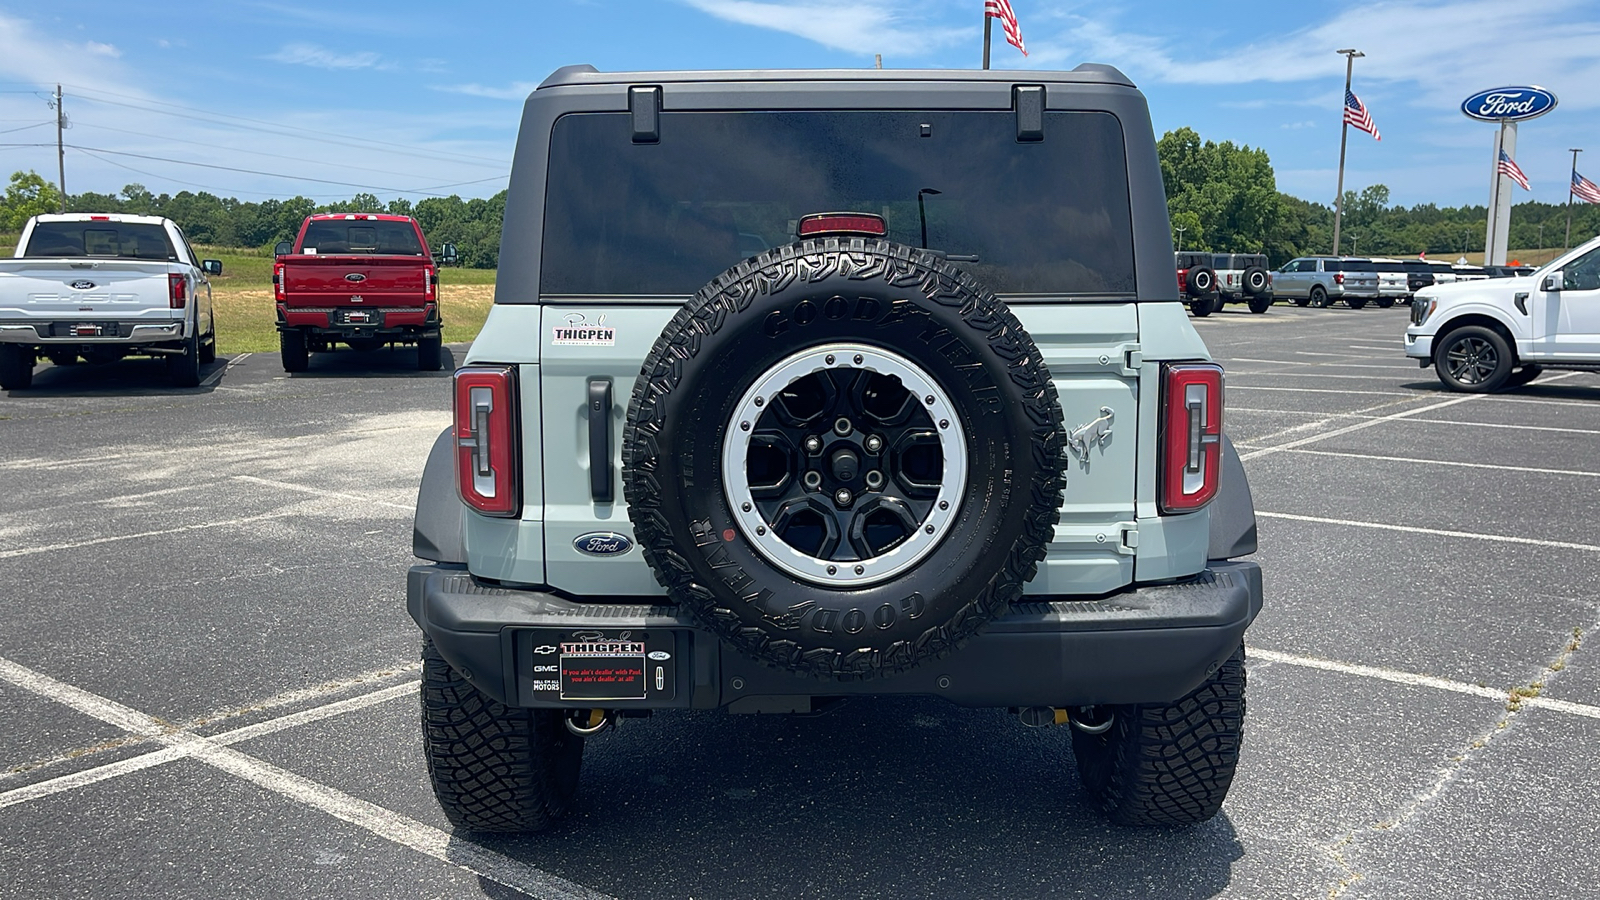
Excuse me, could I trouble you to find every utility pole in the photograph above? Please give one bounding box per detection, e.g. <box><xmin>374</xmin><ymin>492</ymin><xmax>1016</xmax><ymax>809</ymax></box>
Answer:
<box><xmin>874</xmin><ymin>54</ymin><xmax>882</xmax><ymax>69</ymax></box>
<box><xmin>1175</xmin><ymin>224</ymin><xmax>1186</xmax><ymax>252</ymax></box>
<box><xmin>982</xmin><ymin>12</ymin><xmax>992</xmax><ymax>69</ymax></box>
<box><xmin>53</xmin><ymin>84</ymin><xmax>66</xmax><ymax>212</ymax></box>
<box><xmin>1567</xmin><ymin>148</ymin><xmax>1583</xmax><ymax>251</ymax></box>
<box><xmin>1331</xmin><ymin>49</ymin><xmax>1364</xmax><ymax>256</ymax></box>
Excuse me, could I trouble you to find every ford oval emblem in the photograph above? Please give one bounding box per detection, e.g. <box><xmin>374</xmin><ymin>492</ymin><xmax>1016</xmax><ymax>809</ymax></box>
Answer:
<box><xmin>344</xmin><ymin>273</ymin><xmax>367</xmax><ymax>283</ymax></box>
<box><xmin>70</xmin><ymin>280</ymin><xmax>96</xmax><ymax>290</ymax></box>
<box><xmin>573</xmin><ymin>532</ymin><xmax>633</xmax><ymax>556</ymax></box>
<box><xmin>1461</xmin><ymin>86</ymin><xmax>1557</xmax><ymax>122</ymax></box>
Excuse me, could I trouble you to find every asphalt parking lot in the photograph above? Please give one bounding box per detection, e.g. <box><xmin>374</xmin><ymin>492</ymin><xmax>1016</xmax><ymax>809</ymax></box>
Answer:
<box><xmin>2</xmin><ymin>305</ymin><xmax>1598</xmax><ymax>900</ymax></box>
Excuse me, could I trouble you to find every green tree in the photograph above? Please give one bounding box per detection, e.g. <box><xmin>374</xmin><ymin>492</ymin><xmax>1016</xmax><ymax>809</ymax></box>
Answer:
<box><xmin>1</xmin><ymin>171</ymin><xmax>63</xmax><ymax>230</ymax></box>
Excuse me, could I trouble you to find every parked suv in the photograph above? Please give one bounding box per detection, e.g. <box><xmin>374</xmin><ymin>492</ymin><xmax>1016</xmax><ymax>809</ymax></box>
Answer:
<box><xmin>408</xmin><ymin>64</ymin><xmax>1262</xmax><ymax>834</ymax></box>
<box><xmin>1212</xmin><ymin>252</ymin><xmax>1274</xmax><ymax>314</ymax></box>
<box><xmin>1407</xmin><ymin>234</ymin><xmax>1600</xmax><ymax>391</ymax></box>
<box><xmin>1367</xmin><ymin>257</ymin><xmax>1410</xmax><ymax>308</ymax></box>
<box><xmin>1174</xmin><ymin>251</ymin><xmax>1220</xmax><ymax>316</ymax></box>
<box><xmin>1273</xmin><ymin>256</ymin><xmax>1381</xmax><ymax>308</ymax></box>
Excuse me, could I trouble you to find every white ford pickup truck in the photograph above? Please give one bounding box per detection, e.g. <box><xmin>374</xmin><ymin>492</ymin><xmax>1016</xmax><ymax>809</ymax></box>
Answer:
<box><xmin>1406</xmin><ymin>234</ymin><xmax>1600</xmax><ymax>391</ymax></box>
<box><xmin>0</xmin><ymin>214</ymin><xmax>220</xmax><ymax>389</ymax></box>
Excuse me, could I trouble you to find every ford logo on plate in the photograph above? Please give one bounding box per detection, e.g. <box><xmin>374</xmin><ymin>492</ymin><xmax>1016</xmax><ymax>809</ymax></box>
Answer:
<box><xmin>1461</xmin><ymin>86</ymin><xmax>1558</xmax><ymax>122</ymax></box>
<box><xmin>70</xmin><ymin>280</ymin><xmax>96</xmax><ymax>290</ymax></box>
<box><xmin>573</xmin><ymin>532</ymin><xmax>633</xmax><ymax>556</ymax></box>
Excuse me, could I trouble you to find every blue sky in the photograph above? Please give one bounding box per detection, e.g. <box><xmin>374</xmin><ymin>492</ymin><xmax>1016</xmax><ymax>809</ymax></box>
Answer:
<box><xmin>0</xmin><ymin>0</ymin><xmax>1596</xmax><ymax>209</ymax></box>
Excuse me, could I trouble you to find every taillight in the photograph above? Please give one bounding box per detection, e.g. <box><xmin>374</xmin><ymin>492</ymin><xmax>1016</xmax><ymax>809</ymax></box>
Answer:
<box><xmin>455</xmin><ymin>367</ymin><xmax>519</xmax><ymax>516</ymax></box>
<box><xmin>425</xmin><ymin>266</ymin><xmax>436</xmax><ymax>300</ymax></box>
<box><xmin>796</xmin><ymin>212</ymin><xmax>887</xmax><ymax>237</ymax></box>
<box><xmin>273</xmin><ymin>262</ymin><xmax>286</xmax><ymax>301</ymax></box>
<box><xmin>1160</xmin><ymin>363</ymin><xmax>1224</xmax><ymax>514</ymax></box>
<box><xmin>1177</xmin><ymin>269</ymin><xmax>1188</xmax><ymax>291</ymax></box>
<box><xmin>168</xmin><ymin>274</ymin><xmax>187</xmax><ymax>309</ymax></box>
<box><xmin>1334</xmin><ymin>273</ymin><xmax>1345</xmax><ymax>285</ymax></box>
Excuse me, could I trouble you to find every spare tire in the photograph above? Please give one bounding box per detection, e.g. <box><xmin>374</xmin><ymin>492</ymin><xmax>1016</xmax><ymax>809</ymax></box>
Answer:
<box><xmin>1185</xmin><ymin>266</ymin><xmax>1217</xmax><ymax>297</ymax></box>
<box><xmin>1242</xmin><ymin>266</ymin><xmax>1269</xmax><ymax>296</ymax></box>
<box><xmin>623</xmin><ymin>238</ymin><xmax>1065</xmax><ymax>679</ymax></box>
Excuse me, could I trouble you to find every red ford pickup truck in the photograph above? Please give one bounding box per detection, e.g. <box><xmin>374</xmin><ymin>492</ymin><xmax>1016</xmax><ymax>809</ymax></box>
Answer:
<box><xmin>273</xmin><ymin>213</ymin><xmax>452</xmax><ymax>371</ymax></box>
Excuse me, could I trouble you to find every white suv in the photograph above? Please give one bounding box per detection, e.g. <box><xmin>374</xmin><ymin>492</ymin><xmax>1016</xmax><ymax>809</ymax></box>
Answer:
<box><xmin>1406</xmin><ymin>234</ymin><xmax>1600</xmax><ymax>391</ymax></box>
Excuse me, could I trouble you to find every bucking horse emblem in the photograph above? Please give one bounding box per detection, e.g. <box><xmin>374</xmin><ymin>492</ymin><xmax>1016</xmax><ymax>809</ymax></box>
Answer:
<box><xmin>1067</xmin><ymin>406</ymin><xmax>1115</xmax><ymax>463</ymax></box>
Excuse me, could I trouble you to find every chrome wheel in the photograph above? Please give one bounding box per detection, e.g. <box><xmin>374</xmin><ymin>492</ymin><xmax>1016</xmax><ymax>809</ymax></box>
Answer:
<box><xmin>1445</xmin><ymin>336</ymin><xmax>1498</xmax><ymax>384</ymax></box>
<box><xmin>722</xmin><ymin>343</ymin><xmax>967</xmax><ymax>588</ymax></box>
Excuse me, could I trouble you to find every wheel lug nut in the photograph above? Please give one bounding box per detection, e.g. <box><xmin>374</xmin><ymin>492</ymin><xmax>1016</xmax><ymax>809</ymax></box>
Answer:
<box><xmin>740</xmin><ymin>420</ymin><xmax>750</xmax><ymax>431</ymax></box>
<box><xmin>827</xmin><ymin>565</ymin><xmax>837</xmax><ymax>575</ymax></box>
<box><xmin>834</xmin><ymin>488</ymin><xmax>853</xmax><ymax>506</ymax></box>
<box><xmin>925</xmin><ymin>395</ymin><xmax>935</xmax><ymax>405</ymax></box>
<box><xmin>853</xmin><ymin>354</ymin><xmax>863</xmax><ymax>365</ymax></box>
<box><xmin>833</xmin><ymin>417</ymin><xmax>852</xmax><ymax>436</ymax></box>
<box><xmin>804</xmin><ymin>471</ymin><xmax>823</xmax><ymax>489</ymax></box>
<box><xmin>864</xmin><ymin>435</ymin><xmax>883</xmax><ymax>453</ymax></box>
<box><xmin>854</xmin><ymin>565</ymin><xmax>864</xmax><ymax>575</ymax></box>
<box><xmin>753</xmin><ymin>396</ymin><xmax>764</xmax><ymax>407</ymax></box>
<box><xmin>804</xmin><ymin>435</ymin><xmax>822</xmax><ymax>453</ymax></box>
<box><xmin>826</xmin><ymin>354</ymin><xmax>836</xmax><ymax>365</ymax></box>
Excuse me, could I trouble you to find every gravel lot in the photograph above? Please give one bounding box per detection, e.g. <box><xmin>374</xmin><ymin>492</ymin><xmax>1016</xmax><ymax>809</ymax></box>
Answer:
<box><xmin>2</xmin><ymin>306</ymin><xmax>1598</xmax><ymax>900</ymax></box>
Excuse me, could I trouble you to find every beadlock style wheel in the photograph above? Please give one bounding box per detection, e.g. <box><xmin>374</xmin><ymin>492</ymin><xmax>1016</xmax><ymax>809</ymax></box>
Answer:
<box><xmin>722</xmin><ymin>343</ymin><xmax>968</xmax><ymax>589</ymax></box>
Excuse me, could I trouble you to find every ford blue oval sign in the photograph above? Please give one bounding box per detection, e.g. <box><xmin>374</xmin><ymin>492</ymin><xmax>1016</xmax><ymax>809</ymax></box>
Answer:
<box><xmin>573</xmin><ymin>532</ymin><xmax>633</xmax><ymax>556</ymax></box>
<box><xmin>1461</xmin><ymin>87</ymin><xmax>1557</xmax><ymax>122</ymax></box>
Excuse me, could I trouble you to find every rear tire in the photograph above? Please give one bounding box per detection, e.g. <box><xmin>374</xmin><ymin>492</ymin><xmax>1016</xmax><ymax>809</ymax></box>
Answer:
<box><xmin>280</xmin><ymin>330</ymin><xmax>309</xmax><ymax>373</ymax></box>
<box><xmin>0</xmin><ymin>345</ymin><xmax>34</xmax><ymax>390</ymax></box>
<box><xmin>1347</xmin><ymin>298</ymin><xmax>1368</xmax><ymax>310</ymax></box>
<box><xmin>167</xmin><ymin>334</ymin><xmax>202</xmax><ymax>387</ymax></box>
<box><xmin>1375</xmin><ymin>297</ymin><xmax>1396</xmax><ymax>309</ymax></box>
<box><xmin>1190</xmin><ymin>296</ymin><xmax>1215</xmax><ymax>317</ymax></box>
<box><xmin>1293</xmin><ymin>297</ymin><xmax>1310</xmax><ymax>308</ymax></box>
<box><xmin>1309</xmin><ymin>287</ymin><xmax>1329</xmax><ymax>308</ymax></box>
<box><xmin>1073</xmin><ymin>645</ymin><xmax>1246</xmax><ymax>827</ymax></box>
<box><xmin>1434</xmin><ymin>325</ymin><xmax>1513</xmax><ymax>393</ymax></box>
<box><xmin>421</xmin><ymin>638</ymin><xmax>584</xmax><ymax>833</ymax></box>
<box><xmin>417</xmin><ymin>334</ymin><xmax>443</xmax><ymax>371</ymax></box>
<box><xmin>198</xmin><ymin>330</ymin><xmax>217</xmax><ymax>364</ymax></box>
<box><xmin>1247</xmin><ymin>296</ymin><xmax>1272</xmax><ymax>314</ymax></box>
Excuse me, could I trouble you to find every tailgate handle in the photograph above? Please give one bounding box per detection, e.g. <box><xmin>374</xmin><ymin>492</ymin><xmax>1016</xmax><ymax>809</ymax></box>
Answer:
<box><xmin>588</xmin><ymin>378</ymin><xmax>614</xmax><ymax>503</ymax></box>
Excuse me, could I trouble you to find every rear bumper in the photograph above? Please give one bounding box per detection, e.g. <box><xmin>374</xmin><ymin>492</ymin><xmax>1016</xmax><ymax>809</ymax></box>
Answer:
<box><xmin>0</xmin><ymin>321</ymin><xmax>184</xmax><ymax>345</ymax></box>
<box><xmin>407</xmin><ymin>560</ymin><xmax>1264</xmax><ymax>710</ymax></box>
<box><xmin>277</xmin><ymin>303</ymin><xmax>438</xmax><ymax>337</ymax></box>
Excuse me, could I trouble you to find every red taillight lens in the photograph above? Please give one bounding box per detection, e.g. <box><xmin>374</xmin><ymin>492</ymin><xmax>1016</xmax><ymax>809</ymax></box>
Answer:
<box><xmin>168</xmin><ymin>274</ymin><xmax>187</xmax><ymax>309</ymax></box>
<box><xmin>1177</xmin><ymin>269</ymin><xmax>1188</xmax><ymax>291</ymax></box>
<box><xmin>796</xmin><ymin>212</ymin><xmax>887</xmax><ymax>237</ymax></box>
<box><xmin>1334</xmin><ymin>272</ymin><xmax>1345</xmax><ymax>285</ymax></box>
<box><xmin>425</xmin><ymin>267</ymin><xmax>436</xmax><ymax>300</ymax></box>
<box><xmin>273</xmin><ymin>262</ymin><xmax>286</xmax><ymax>301</ymax></box>
<box><xmin>455</xmin><ymin>367</ymin><xmax>519</xmax><ymax>516</ymax></box>
<box><xmin>1160</xmin><ymin>363</ymin><xmax>1224</xmax><ymax>514</ymax></box>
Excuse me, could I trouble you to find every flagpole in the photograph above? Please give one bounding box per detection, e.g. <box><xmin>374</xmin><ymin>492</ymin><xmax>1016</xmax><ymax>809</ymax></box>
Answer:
<box><xmin>1567</xmin><ymin>148</ymin><xmax>1582</xmax><ymax>252</ymax></box>
<box><xmin>1331</xmin><ymin>49</ymin><xmax>1363</xmax><ymax>256</ymax></box>
<box><xmin>982</xmin><ymin>12</ymin><xmax>992</xmax><ymax>69</ymax></box>
<box><xmin>1486</xmin><ymin>123</ymin><xmax>1505</xmax><ymax>263</ymax></box>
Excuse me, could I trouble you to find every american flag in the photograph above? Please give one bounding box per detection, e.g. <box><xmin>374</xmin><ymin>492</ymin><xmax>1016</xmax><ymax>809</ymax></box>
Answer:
<box><xmin>1498</xmin><ymin>150</ymin><xmax>1530</xmax><ymax>191</ymax></box>
<box><xmin>1574</xmin><ymin>170</ymin><xmax>1600</xmax><ymax>205</ymax></box>
<box><xmin>1344</xmin><ymin>90</ymin><xmax>1380</xmax><ymax>141</ymax></box>
<box><xmin>985</xmin><ymin>0</ymin><xmax>1027</xmax><ymax>57</ymax></box>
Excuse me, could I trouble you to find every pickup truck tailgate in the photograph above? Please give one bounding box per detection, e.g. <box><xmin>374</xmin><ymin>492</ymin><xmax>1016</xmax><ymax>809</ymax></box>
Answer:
<box><xmin>0</xmin><ymin>260</ymin><xmax>176</xmax><ymax>317</ymax></box>
<box><xmin>280</xmin><ymin>256</ymin><xmax>429</xmax><ymax>305</ymax></box>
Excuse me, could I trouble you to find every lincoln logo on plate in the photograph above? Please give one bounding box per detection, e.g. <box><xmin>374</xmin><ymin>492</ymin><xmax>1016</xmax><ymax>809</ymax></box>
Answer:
<box><xmin>573</xmin><ymin>532</ymin><xmax>633</xmax><ymax>556</ymax></box>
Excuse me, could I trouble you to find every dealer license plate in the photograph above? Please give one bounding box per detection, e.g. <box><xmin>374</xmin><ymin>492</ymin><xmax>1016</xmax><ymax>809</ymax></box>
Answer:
<box><xmin>559</xmin><ymin>640</ymin><xmax>647</xmax><ymax>701</ymax></box>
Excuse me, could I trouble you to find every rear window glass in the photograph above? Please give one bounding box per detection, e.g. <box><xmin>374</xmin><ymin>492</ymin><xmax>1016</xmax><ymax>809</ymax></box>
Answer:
<box><xmin>1371</xmin><ymin>260</ymin><xmax>1405</xmax><ymax>272</ymax></box>
<box><xmin>23</xmin><ymin>221</ymin><xmax>175</xmax><ymax>260</ymax></box>
<box><xmin>299</xmin><ymin>220</ymin><xmax>423</xmax><ymax>256</ymax></box>
<box><xmin>541</xmin><ymin>110</ymin><xmax>1136</xmax><ymax>296</ymax></box>
<box><xmin>1402</xmin><ymin>261</ymin><xmax>1430</xmax><ymax>273</ymax></box>
<box><xmin>1429</xmin><ymin>261</ymin><xmax>1455</xmax><ymax>271</ymax></box>
<box><xmin>1341</xmin><ymin>259</ymin><xmax>1377</xmax><ymax>272</ymax></box>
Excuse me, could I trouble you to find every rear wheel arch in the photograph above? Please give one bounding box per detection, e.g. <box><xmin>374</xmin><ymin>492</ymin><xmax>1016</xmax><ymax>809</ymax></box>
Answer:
<box><xmin>414</xmin><ymin>427</ymin><xmax>467</xmax><ymax>564</ymax></box>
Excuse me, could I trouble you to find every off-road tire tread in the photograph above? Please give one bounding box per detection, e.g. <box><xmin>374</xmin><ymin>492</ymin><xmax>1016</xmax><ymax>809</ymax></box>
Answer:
<box><xmin>1072</xmin><ymin>645</ymin><xmax>1246</xmax><ymax>827</ymax></box>
<box><xmin>622</xmin><ymin>237</ymin><xmax>1065</xmax><ymax>680</ymax></box>
<box><xmin>417</xmin><ymin>334</ymin><xmax>443</xmax><ymax>371</ymax></box>
<box><xmin>420</xmin><ymin>638</ymin><xmax>583</xmax><ymax>833</ymax></box>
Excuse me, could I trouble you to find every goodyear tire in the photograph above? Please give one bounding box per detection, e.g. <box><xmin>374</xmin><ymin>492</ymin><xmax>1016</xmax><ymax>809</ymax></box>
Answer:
<box><xmin>280</xmin><ymin>330</ymin><xmax>309</xmax><ymax>373</ymax></box>
<box><xmin>420</xmin><ymin>638</ymin><xmax>583</xmax><ymax>833</ymax></box>
<box><xmin>1185</xmin><ymin>266</ymin><xmax>1217</xmax><ymax>298</ymax></box>
<box><xmin>1242</xmin><ymin>266</ymin><xmax>1269</xmax><ymax>296</ymax></box>
<box><xmin>0</xmin><ymin>345</ymin><xmax>34</xmax><ymax>390</ymax></box>
<box><xmin>1073</xmin><ymin>644</ymin><xmax>1246</xmax><ymax>826</ymax></box>
<box><xmin>623</xmin><ymin>238</ymin><xmax>1065</xmax><ymax>679</ymax></box>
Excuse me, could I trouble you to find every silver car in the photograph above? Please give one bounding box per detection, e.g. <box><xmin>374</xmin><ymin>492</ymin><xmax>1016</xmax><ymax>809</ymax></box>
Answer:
<box><xmin>1272</xmin><ymin>256</ymin><xmax>1382</xmax><ymax>309</ymax></box>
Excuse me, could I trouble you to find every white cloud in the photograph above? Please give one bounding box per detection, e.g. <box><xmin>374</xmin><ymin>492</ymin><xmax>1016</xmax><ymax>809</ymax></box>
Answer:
<box><xmin>84</xmin><ymin>41</ymin><xmax>120</xmax><ymax>58</ymax></box>
<box><xmin>681</xmin><ymin>0</ymin><xmax>972</xmax><ymax>57</ymax></box>
<box><xmin>1281</xmin><ymin>121</ymin><xmax>1317</xmax><ymax>130</ymax></box>
<box><xmin>432</xmin><ymin>82</ymin><xmax>541</xmax><ymax>101</ymax></box>
<box><xmin>265</xmin><ymin>42</ymin><xmax>382</xmax><ymax>70</ymax></box>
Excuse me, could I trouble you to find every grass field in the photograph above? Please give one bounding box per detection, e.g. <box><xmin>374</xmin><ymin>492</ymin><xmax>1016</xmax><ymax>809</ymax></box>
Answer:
<box><xmin>198</xmin><ymin>246</ymin><xmax>495</xmax><ymax>354</ymax></box>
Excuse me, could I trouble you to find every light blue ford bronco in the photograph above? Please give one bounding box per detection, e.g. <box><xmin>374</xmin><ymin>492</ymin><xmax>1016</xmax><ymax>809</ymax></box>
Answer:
<box><xmin>408</xmin><ymin>64</ymin><xmax>1263</xmax><ymax>833</ymax></box>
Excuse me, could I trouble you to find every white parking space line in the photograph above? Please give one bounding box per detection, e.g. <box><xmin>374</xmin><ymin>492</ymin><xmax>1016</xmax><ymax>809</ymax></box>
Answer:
<box><xmin>1249</xmin><ymin>448</ymin><xmax>1600</xmax><ymax>479</ymax></box>
<box><xmin>1234</xmin><ymin>355</ymin><xmax>1416</xmax><ymax>369</ymax></box>
<box><xmin>0</xmin><ymin>510</ymin><xmax>299</xmax><ymax>560</ymax></box>
<box><xmin>209</xmin><ymin>682</ymin><xmax>416</xmax><ymax>746</ymax></box>
<box><xmin>1240</xmin><ymin>395</ymin><xmax>1479</xmax><ymax>461</ymax></box>
<box><xmin>232</xmin><ymin>474</ymin><xmax>414</xmax><ymax>511</ymax></box>
<box><xmin>1230</xmin><ymin>385</ymin><xmax>1413</xmax><ymax>397</ymax></box>
<box><xmin>0</xmin><ymin>655</ymin><xmax>616</xmax><ymax>900</ymax></box>
<box><xmin>200</xmin><ymin>352</ymin><xmax>252</xmax><ymax>388</ymax></box>
<box><xmin>1229</xmin><ymin>371</ymin><xmax>1424</xmax><ymax>381</ymax></box>
<box><xmin>1393</xmin><ymin>417</ymin><xmax>1600</xmax><ymax>436</ymax></box>
<box><xmin>1256</xmin><ymin>511</ymin><xmax>1600</xmax><ymax>553</ymax></box>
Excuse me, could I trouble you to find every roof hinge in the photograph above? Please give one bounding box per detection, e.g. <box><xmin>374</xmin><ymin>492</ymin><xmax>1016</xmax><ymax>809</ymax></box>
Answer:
<box><xmin>629</xmin><ymin>86</ymin><xmax>661</xmax><ymax>144</ymax></box>
<box><xmin>1013</xmin><ymin>85</ymin><xmax>1044</xmax><ymax>142</ymax></box>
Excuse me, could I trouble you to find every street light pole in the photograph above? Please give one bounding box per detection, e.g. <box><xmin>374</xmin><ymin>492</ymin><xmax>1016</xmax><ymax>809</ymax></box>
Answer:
<box><xmin>1567</xmin><ymin>148</ymin><xmax>1583</xmax><ymax>251</ymax></box>
<box><xmin>1331</xmin><ymin>49</ymin><xmax>1364</xmax><ymax>257</ymax></box>
<box><xmin>1175</xmin><ymin>224</ymin><xmax>1187</xmax><ymax>252</ymax></box>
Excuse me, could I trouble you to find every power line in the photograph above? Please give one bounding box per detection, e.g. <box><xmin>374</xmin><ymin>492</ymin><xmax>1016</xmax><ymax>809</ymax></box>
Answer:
<box><xmin>0</xmin><ymin>121</ymin><xmax>52</xmax><ymax>135</ymax></box>
<box><xmin>66</xmin><ymin>144</ymin><xmax>497</xmax><ymax>197</ymax></box>
<box><xmin>62</xmin><ymin>84</ymin><xmax>507</xmax><ymax>168</ymax></box>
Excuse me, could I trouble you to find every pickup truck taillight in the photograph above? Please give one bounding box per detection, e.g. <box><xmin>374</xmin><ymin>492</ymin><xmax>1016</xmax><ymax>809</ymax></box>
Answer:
<box><xmin>1176</xmin><ymin>269</ymin><xmax>1188</xmax><ymax>291</ymax></box>
<box><xmin>425</xmin><ymin>267</ymin><xmax>437</xmax><ymax>301</ymax></box>
<box><xmin>273</xmin><ymin>262</ymin><xmax>286</xmax><ymax>301</ymax></box>
<box><xmin>1334</xmin><ymin>273</ymin><xmax>1345</xmax><ymax>285</ymax></box>
<box><xmin>168</xmin><ymin>274</ymin><xmax>187</xmax><ymax>309</ymax></box>
<box><xmin>455</xmin><ymin>366</ymin><xmax>519</xmax><ymax>516</ymax></box>
<box><xmin>1159</xmin><ymin>363</ymin><xmax>1224</xmax><ymax>514</ymax></box>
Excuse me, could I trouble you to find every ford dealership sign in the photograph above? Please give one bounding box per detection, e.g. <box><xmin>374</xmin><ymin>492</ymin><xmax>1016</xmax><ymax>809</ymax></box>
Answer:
<box><xmin>1461</xmin><ymin>87</ymin><xmax>1558</xmax><ymax>122</ymax></box>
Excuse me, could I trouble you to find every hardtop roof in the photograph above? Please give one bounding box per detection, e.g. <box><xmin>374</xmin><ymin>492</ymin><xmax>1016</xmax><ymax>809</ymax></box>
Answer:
<box><xmin>536</xmin><ymin>63</ymin><xmax>1134</xmax><ymax>90</ymax></box>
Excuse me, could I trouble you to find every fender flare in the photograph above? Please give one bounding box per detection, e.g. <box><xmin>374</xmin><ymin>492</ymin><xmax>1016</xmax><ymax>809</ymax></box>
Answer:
<box><xmin>412</xmin><ymin>427</ymin><xmax>466</xmax><ymax>563</ymax></box>
<box><xmin>1208</xmin><ymin>434</ymin><xmax>1257</xmax><ymax>560</ymax></box>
